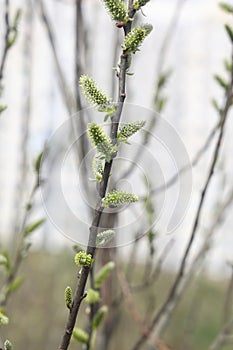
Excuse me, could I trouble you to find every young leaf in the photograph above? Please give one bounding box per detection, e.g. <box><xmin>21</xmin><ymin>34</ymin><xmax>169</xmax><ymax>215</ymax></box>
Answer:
<box><xmin>219</xmin><ymin>2</ymin><xmax>233</xmax><ymax>13</ymax></box>
<box><xmin>0</xmin><ymin>105</ymin><xmax>7</xmax><ymax>114</ymax></box>
<box><xmin>8</xmin><ymin>276</ymin><xmax>25</xmax><ymax>293</ymax></box>
<box><xmin>34</xmin><ymin>151</ymin><xmax>43</xmax><ymax>174</ymax></box>
<box><xmin>225</xmin><ymin>24</ymin><xmax>233</xmax><ymax>42</ymax></box>
<box><xmin>0</xmin><ymin>311</ymin><xmax>9</xmax><ymax>325</ymax></box>
<box><xmin>23</xmin><ymin>218</ymin><xmax>46</xmax><ymax>237</ymax></box>
<box><xmin>94</xmin><ymin>261</ymin><xmax>115</xmax><ymax>289</ymax></box>
<box><xmin>0</xmin><ymin>254</ymin><xmax>8</xmax><ymax>266</ymax></box>
<box><xmin>214</xmin><ymin>74</ymin><xmax>229</xmax><ymax>90</ymax></box>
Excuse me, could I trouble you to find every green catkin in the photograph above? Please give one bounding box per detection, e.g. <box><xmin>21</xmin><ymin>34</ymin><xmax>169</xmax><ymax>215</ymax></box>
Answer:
<box><xmin>134</xmin><ymin>0</ymin><xmax>150</xmax><ymax>10</ymax></box>
<box><xmin>101</xmin><ymin>0</ymin><xmax>127</xmax><ymax>22</ymax></box>
<box><xmin>96</xmin><ymin>229</ymin><xmax>115</xmax><ymax>246</ymax></box>
<box><xmin>79</xmin><ymin>75</ymin><xmax>115</xmax><ymax>114</ymax></box>
<box><xmin>88</xmin><ymin>123</ymin><xmax>115</xmax><ymax>162</ymax></box>
<box><xmin>74</xmin><ymin>251</ymin><xmax>94</xmax><ymax>267</ymax></box>
<box><xmin>118</xmin><ymin>120</ymin><xmax>145</xmax><ymax>141</ymax></box>
<box><xmin>122</xmin><ymin>24</ymin><xmax>153</xmax><ymax>54</ymax></box>
<box><xmin>65</xmin><ymin>286</ymin><xmax>73</xmax><ymax>309</ymax></box>
<box><xmin>92</xmin><ymin>154</ymin><xmax>105</xmax><ymax>182</ymax></box>
<box><xmin>102</xmin><ymin>190</ymin><xmax>139</xmax><ymax>208</ymax></box>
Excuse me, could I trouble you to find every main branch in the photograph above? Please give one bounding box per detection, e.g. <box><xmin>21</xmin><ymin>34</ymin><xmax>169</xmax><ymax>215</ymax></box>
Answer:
<box><xmin>58</xmin><ymin>4</ymin><xmax>135</xmax><ymax>350</ymax></box>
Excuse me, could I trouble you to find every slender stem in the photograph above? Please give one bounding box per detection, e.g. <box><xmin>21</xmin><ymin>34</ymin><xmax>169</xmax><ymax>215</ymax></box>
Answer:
<box><xmin>0</xmin><ymin>0</ymin><xmax>10</xmax><ymax>87</ymax></box>
<box><xmin>131</xmin><ymin>49</ymin><xmax>233</xmax><ymax>350</ymax></box>
<box><xmin>58</xmin><ymin>3</ymin><xmax>136</xmax><ymax>349</ymax></box>
<box><xmin>38</xmin><ymin>0</ymin><xmax>74</xmax><ymax>114</ymax></box>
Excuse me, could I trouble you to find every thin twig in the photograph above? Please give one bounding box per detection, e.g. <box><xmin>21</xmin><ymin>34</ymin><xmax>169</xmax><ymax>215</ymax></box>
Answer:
<box><xmin>0</xmin><ymin>0</ymin><xmax>10</xmax><ymax>87</ymax></box>
<box><xmin>131</xmin><ymin>48</ymin><xmax>233</xmax><ymax>350</ymax></box>
<box><xmin>38</xmin><ymin>0</ymin><xmax>74</xmax><ymax>114</ymax></box>
<box><xmin>58</xmin><ymin>2</ymin><xmax>137</xmax><ymax>349</ymax></box>
<box><xmin>150</xmin><ymin>119</ymin><xmax>220</xmax><ymax>196</ymax></box>
<box><xmin>130</xmin><ymin>238</ymin><xmax>175</xmax><ymax>292</ymax></box>
<box><xmin>150</xmin><ymin>186</ymin><xmax>233</xmax><ymax>338</ymax></box>
<box><xmin>209</xmin><ymin>319</ymin><xmax>233</xmax><ymax>350</ymax></box>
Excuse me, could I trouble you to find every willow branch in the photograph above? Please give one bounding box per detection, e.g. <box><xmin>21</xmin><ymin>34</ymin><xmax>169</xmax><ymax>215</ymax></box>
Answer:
<box><xmin>58</xmin><ymin>3</ymin><xmax>136</xmax><ymax>349</ymax></box>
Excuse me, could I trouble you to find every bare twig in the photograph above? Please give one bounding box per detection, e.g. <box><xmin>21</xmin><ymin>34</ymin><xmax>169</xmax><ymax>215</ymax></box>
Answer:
<box><xmin>12</xmin><ymin>0</ymin><xmax>33</xmax><ymax>238</ymax></box>
<box><xmin>58</xmin><ymin>2</ymin><xmax>138</xmax><ymax>349</ymax></box>
<box><xmin>38</xmin><ymin>0</ymin><xmax>74</xmax><ymax>114</ymax></box>
<box><xmin>131</xmin><ymin>48</ymin><xmax>233</xmax><ymax>350</ymax></box>
<box><xmin>209</xmin><ymin>319</ymin><xmax>233</xmax><ymax>350</ymax></box>
<box><xmin>222</xmin><ymin>266</ymin><xmax>233</xmax><ymax>327</ymax></box>
<box><xmin>150</xmin><ymin>186</ymin><xmax>233</xmax><ymax>338</ymax></box>
<box><xmin>150</xmin><ymin>119</ymin><xmax>220</xmax><ymax>196</ymax></box>
<box><xmin>117</xmin><ymin>266</ymin><xmax>172</xmax><ymax>350</ymax></box>
<box><xmin>130</xmin><ymin>238</ymin><xmax>175</xmax><ymax>292</ymax></box>
<box><xmin>0</xmin><ymin>0</ymin><xmax>10</xmax><ymax>87</ymax></box>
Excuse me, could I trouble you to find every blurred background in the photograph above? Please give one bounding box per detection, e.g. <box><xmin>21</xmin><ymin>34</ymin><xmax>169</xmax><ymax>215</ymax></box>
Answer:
<box><xmin>0</xmin><ymin>0</ymin><xmax>233</xmax><ymax>349</ymax></box>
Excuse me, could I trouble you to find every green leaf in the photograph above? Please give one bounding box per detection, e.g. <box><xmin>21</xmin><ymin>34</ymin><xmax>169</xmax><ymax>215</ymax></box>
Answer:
<box><xmin>219</xmin><ymin>2</ymin><xmax>233</xmax><ymax>13</ymax></box>
<box><xmin>23</xmin><ymin>218</ymin><xmax>45</xmax><ymax>237</ymax></box>
<box><xmin>0</xmin><ymin>252</ymin><xmax>11</xmax><ymax>272</ymax></box>
<box><xmin>8</xmin><ymin>276</ymin><xmax>25</xmax><ymax>293</ymax></box>
<box><xmin>214</xmin><ymin>74</ymin><xmax>229</xmax><ymax>90</ymax></box>
<box><xmin>157</xmin><ymin>70</ymin><xmax>172</xmax><ymax>90</ymax></box>
<box><xmin>225</xmin><ymin>24</ymin><xmax>233</xmax><ymax>42</ymax></box>
<box><xmin>13</xmin><ymin>8</ymin><xmax>22</xmax><ymax>27</ymax></box>
<box><xmin>224</xmin><ymin>59</ymin><xmax>232</xmax><ymax>72</ymax></box>
<box><xmin>0</xmin><ymin>254</ymin><xmax>8</xmax><ymax>266</ymax></box>
<box><xmin>0</xmin><ymin>311</ymin><xmax>9</xmax><ymax>325</ymax></box>
<box><xmin>20</xmin><ymin>242</ymin><xmax>32</xmax><ymax>259</ymax></box>
<box><xmin>34</xmin><ymin>151</ymin><xmax>43</xmax><ymax>174</ymax></box>
<box><xmin>156</xmin><ymin>97</ymin><xmax>167</xmax><ymax>113</ymax></box>
<box><xmin>0</xmin><ymin>105</ymin><xmax>7</xmax><ymax>114</ymax></box>
<box><xmin>4</xmin><ymin>339</ymin><xmax>13</xmax><ymax>350</ymax></box>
